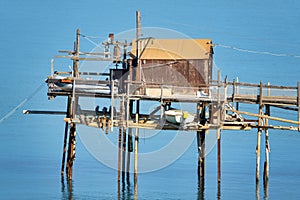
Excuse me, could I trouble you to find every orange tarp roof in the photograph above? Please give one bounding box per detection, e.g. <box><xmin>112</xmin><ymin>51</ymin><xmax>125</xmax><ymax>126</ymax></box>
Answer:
<box><xmin>131</xmin><ymin>38</ymin><xmax>213</xmax><ymax>60</ymax></box>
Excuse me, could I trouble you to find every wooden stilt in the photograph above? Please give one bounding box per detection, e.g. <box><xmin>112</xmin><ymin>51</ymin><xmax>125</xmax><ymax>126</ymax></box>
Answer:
<box><xmin>217</xmin><ymin>128</ymin><xmax>221</xmax><ymax>183</ymax></box>
<box><xmin>256</xmin><ymin>81</ymin><xmax>263</xmax><ymax>182</ymax></box>
<box><xmin>126</xmin><ymin>127</ymin><xmax>133</xmax><ymax>182</ymax></box>
<box><xmin>264</xmin><ymin>105</ymin><xmax>270</xmax><ymax>182</ymax></box>
<box><xmin>197</xmin><ymin>103</ymin><xmax>206</xmax><ymax>199</ymax></box>
<box><xmin>217</xmin><ymin>70</ymin><xmax>222</xmax><ymax>183</ymax></box>
<box><xmin>118</xmin><ymin>126</ymin><xmax>122</xmax><ymax>183</ymax></box>
<box><xmin>134</xmin><ymin>100</ymin><xmax>139</xmax><ymax>186</ymax></box>
<box><xmin>297</xmin><ymin>82</ymin><xmax>300</xmax><ymax>132</ymax></box>
<box><xmin>197</xmin><ymin>130</ymin><xmax>205</xmax><ymax>177</ymax></box>
<box><xmin>122</xmin><ymin>127</ymin><xmax>127</xmax><ymax>182</ymax></box>
<box><xmin>66</xmin><ymin>123</ymin><xmax>76</xmax><ymax>179</ymax></box>
<box><xmin>61</xmin><ymin>96</ymin><xmax>72</xmax><ymax>176</ymax></box>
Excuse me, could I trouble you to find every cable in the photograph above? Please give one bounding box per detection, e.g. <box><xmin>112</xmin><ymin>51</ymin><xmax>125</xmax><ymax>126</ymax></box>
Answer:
<box><xmin>215</xmin><ymin>44</ymin><xmax>300</xmax><ymax>59</ymax></box>
<box><xmin>0</xmin><ymin>82</ymin><xmax>45</xmax><ymax>123</ymax></box>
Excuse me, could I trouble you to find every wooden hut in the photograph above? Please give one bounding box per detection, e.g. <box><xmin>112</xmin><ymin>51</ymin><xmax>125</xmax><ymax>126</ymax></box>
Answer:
<box><xmin>130</xmin><ymin>38</ymin><xmax>213</xmax><ymax>96</ymax></box>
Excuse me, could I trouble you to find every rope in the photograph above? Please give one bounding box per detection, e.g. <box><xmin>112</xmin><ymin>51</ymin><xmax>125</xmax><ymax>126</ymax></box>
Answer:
<box><xmin>80</xmin><ymin>34</ymin><xmax>101</xmax><ymax>47</ymax></box>
<box><xmin>215</xmin><ymin>44</ymin><xmax>300</xmax><ymax>59</ymax></box>
<box><xmin>0</xmin><ymin>82</ymin><xmax>45</xmax><ymax>123</ymax></box>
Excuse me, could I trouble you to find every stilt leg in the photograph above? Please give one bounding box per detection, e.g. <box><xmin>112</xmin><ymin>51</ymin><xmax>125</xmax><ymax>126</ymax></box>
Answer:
<box><xmin>264</xmin><ymin>105</ymin><xmax>270</xmax><ymax>183</ymax></box>
<box><xmin>61</xmin><ymin>96</ymin><xmax>72</xmax><ymax>176</ymax></box>
<box><xmin>217</xmin><ymin>128</ymin><xmax>221</xmax><ymax>183</ymax></box>
<box><xmin>127</xmin><ymin>128</ymin><xmax>133</xmax><ymax>183</ymax></box>
<box><xmin>122</xmin><ymin>127</ymin><xmax>127</xmax><ymax>182</ymax></box>
<box><xmin>66</xmin><ymin>123</ymin><xmax>76</xmax><ymax>180</ymax></box>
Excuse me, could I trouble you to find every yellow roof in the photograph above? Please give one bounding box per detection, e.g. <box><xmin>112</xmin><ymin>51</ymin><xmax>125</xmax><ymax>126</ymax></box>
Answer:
<box><xmin>131</xmin><ymin>38</ymin><xmax>213</xmax><ymax>60</ymax></box>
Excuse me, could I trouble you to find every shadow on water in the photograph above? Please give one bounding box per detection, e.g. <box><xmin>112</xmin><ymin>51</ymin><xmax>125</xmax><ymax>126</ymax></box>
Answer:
<box><xmin>61</xmin><ymin>176</ymin><xmax>74</xmax><ymax>200</ymax></box>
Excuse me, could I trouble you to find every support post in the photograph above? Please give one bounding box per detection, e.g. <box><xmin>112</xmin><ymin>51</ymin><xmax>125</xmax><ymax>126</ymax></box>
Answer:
<box><xmin>197</xmin><ymin>103</ymin><xmax>206</xmax><ymax>178</ymax></box>
<box><xmin>61</xmin><ymin>96</ymin><xmax>72</xmax><ymax>176</ymax></box>
<box><xmin>122</xmin><ymin>126</ymin><xmax>127</xmax><ymax>182</ymax></box>
<box><xmin>66</xmin><ymin>122</ymin><xmax>76</xmax><ymax>179</ymax></box>
<box><xmin>197</xmin><ymin>130</ymin><xmax>205</xmax><ymax>178</ymax></box>
<box><xmin>127</xmin><ymin>128</ymin><xmax>133</xmax><ymax>182</ymax></box>
<box><xmin>264</xmin><ymin>105</ymin><xmax>270</xmax><ymax>182</ymax></box>
<box><xmin>135</xmin><ymin>10</ymin><xmax>141</xmax><ymax>82</ymax></box>
<box><xmin>118</xmin><ymin>126</ymin><xmax>122</xmax><ymax>183</ymax></box>
<box><xmin>256</xmin><ymin>81</ymin><xmax>263</xmax><ymax>182</ymax></box>
<box><xmin>217</xmin><ymin>129</ymin><xmax>221</xmax><ymax>183</ymax></box>
<box><xmin>73</xmin><ymin>29</ymin><xmax>80</xmax><ymax>78</ymax></box>
<box><xmin>134</xmin><ymin>100</ymin><xmax>139</xmax><ymax>186</ymax></box>
<box><xmin>297</xmin><ymin>82</ymin><xmax>300</xmax><ymax>131</ymax></box>
<box><xmin>217</xmin><ymin>70</ymin><xmax>222</xmax><ymax>183</ymax></box>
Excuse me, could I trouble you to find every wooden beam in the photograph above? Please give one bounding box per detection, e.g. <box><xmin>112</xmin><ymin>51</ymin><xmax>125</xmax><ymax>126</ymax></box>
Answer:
<box><xmin>228</xmin><ymin>109</ymin><xmax>300</xmax><ymax>125</ymax></box>
<box><xmin>23</xmin><ymin>110</ymin><xmax>67</xmax><ymax>115</ymax></box>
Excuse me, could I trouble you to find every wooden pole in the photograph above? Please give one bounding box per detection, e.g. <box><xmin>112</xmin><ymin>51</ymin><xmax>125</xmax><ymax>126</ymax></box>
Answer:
<box><xmin>127</xmin><ymin>127</ymin><xmax>133</xmax><ymax>182</ymax></box>
<box><xmin>118</xmin><ymin>98</ymin><xmax>124</xmax><ymax>183</ymax></box>
<box><xmin>122</xmin><ymin>128</ymin><xmax>127</xmax><ymax>182</ymax></box>
<box><xmin>197</xmin><ymin>103</ymin><xmax>206</xmax><ymax>178</ymax></box>
<box><xmin>65</xmin><ymin>28</ymin><xmax>80</xmax><ymax>180</ymax></box>
<box><xmin>256</xmin><ymin>81</ymin><xmax>263</xmax><ymax>182</ymax></box>
<box><xmin>135</xmin><ymin>11</ymin><xmax>141</xmax><ymax>82</ymax></box>
<box><xmin>297</xmin><ymin>82</ymin><xmax>300</xmax><ymax>131</ymax></box>
<box><xmin>134</xmin><ymin>100</ymin><xmax>139</xmax><ymax>186</ymax></box>
<box><xmin>217</xmin><ymin>70</ymin><xmax>221</xmax><ymax>183</ymax></box>
<box><xmin>61</xmin><ymin>96</ymin><xmax>72</xmax><ymax>176</ymax></box>
<box><xmin>118</xmin><ymin>126</ymin><xmax>122</xmax><ymax>183</ymax></box>
<box><xmin>66</xmin><ymin>122</ymin><xmax>76</xmax><ymax>179</ymax></box>
<box><xmin>264</xmin><ymin>105</ymin><xmax>270</xmax><ymax>182</ymax></box>
<box><xmin>73</xmin><ymin>29</ymin><xmax>80</xmax><ymax>78</ymax></box>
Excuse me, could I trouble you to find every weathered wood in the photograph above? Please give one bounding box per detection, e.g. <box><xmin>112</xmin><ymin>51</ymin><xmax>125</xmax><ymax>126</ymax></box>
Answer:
<box><xmin>264</xmin><ymin>105</ymin><xmax>270</xmax><ymax>182</ymax></box>
<box><xmin>23</xmin><ymin>110</ymin><xmax>67</xmax><ymax>115</ymax></box>
<box><xmin>135</xmin><ymin>10</ymin><xmax>141</xmax><ymax>82</ymax></box>
<box><xmin>66</xmin><ymin>123</ymin><xmax>76</xmax><ymax>179</ymax></box>
<box><xmin>228</xmin><ymin>109</ymin><xmax>300</xmax><ymax>125</ymax></box>
<box><xmin>256</xmin><ymin>81</ymin><xmax>263</xmax><ymax>182</ymax></box>
<box><xmin>61</xmin><ymin>96</ymin><xmax>71</xmax><ymax>176</ymax></box>
<box><xmin>298</xmin><ymin>82</ymin><xmax>300</xmax><ymax>131</ymax></box>
<box><xmin>134</xmin><ymin>100</ymin><xmax>140</xmax><ymax>186</ymax></box>
<box><xmin>117</xmin><ymin>126</ymin><xmax>122</xmax><ymax>183</ymax></box>
<box><xmin>126</xmin><ymin>128</ymin><xmax>133</xmax><ymax>182</ymax></box>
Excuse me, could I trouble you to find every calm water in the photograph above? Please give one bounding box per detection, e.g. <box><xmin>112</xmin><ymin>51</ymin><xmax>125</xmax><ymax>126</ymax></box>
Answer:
<box><xmin>1</xmin><ymin>0</ymin><xmax>300</xmax><ymax>199</ymax></box>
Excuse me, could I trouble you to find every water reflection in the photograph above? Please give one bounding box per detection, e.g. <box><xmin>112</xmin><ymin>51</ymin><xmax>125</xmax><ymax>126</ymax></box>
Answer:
<box><xmin>118</xmin><ymin>176</ymin><xmax>135</xmax><ymax>200</ymax></box>
<box><xmin>263</xmin><ymin>180</ymin><xmax>269</xmax><ymax>200</ymax></box>
<box><xmin>61</xmin><ymin>177</ymin><xmax>74</xmax><ymax>200</ymax></box>
<box><xmin>197</xmin><ymin>176</ymin><xmax>205</xmax><ymax>200</ymax></box>
<box><xmin>256</xmin><ymin>179</ymin><xmax>269</xmax><ymax>200</ymax></box>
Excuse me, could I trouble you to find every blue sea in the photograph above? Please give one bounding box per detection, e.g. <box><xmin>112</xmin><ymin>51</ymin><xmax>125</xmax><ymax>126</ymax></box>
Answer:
<box><xmin>1</xmin><ymin>0</ymin><xmax>300</xmax><ymax>199</ymax></box>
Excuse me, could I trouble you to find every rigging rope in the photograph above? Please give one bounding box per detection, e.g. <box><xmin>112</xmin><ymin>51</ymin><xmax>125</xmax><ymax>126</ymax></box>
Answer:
<box><xmin>0</xmin><ymin>82</ymin><xmax>45</xmax><ymax>123</ymax></box>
